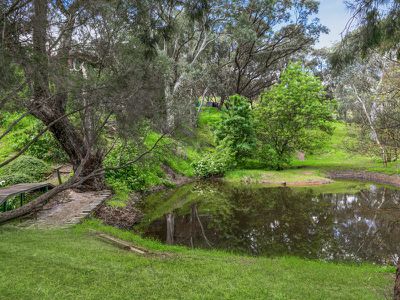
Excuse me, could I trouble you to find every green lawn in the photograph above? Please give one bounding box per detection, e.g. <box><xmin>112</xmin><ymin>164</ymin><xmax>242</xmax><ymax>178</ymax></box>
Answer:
<box><xmin>224</xmin><ymin>122</ymin><xmax>400</xmax><ymax>185</ymax></box>
<box><xmin>224</xmin><ymin>168</ymin><xmax>328</xmax><ymax>185</ymax></box>
<box><xmin>0</xmin><ymin>220</ymin><xmax>394</xmax><ymax>300</ymax></box>
<box><xmin>292</xmin><ymin>122</ymin><xmax>400</xmax><ymax>175</ymax></box>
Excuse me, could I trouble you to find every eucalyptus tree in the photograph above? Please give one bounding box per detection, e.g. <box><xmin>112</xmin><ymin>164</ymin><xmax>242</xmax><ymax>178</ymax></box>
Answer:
<box><xmin>334</xmin><ymin>54</ymin><xmax>400</xmax><ymax>165</ymax></box>
<box><xmin>331</xmin><ymin>0</ymin><xmax>400</xmax><ymax>69</ymax></box>
<box><xmin>137</xmin><ymin>0</ymin><xmax>224</xmax><ymax>130</ymax></box>
<box><xmin>329</xmin><ymin>0</ymin><xmax>400</xmax><ymax>164</ymax></box>
<box><xmin>203</xmin><ymin>0</ymin><xmax>327</xmax><ymax>105</ymax></box>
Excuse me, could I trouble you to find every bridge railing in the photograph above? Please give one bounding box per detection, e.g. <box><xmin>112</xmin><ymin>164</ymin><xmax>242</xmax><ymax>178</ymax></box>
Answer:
<box><xmin>0</xmin><ymin>183</ymin><xmax>54</xmax><ymax>213</ymax></box>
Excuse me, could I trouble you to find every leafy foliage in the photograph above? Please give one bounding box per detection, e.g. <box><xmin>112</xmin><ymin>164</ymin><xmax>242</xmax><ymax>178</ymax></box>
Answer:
<box><xmin>255</xmin><ymin>63</ymin><xmax>334</xmax><ymax>169</ymax></box>
<box><xmin>0</xmin><ymin>113</ymin><xmax>67</xmax><ymax>162</ymax></box>
<box><xmin>0</xmin><ymin>173</ymin><xmax>34</xmax><ymax>188</ymax></box>
<box><xmin>193</xmin><ymin>148</ymin><xmax>234</xmax><ymax>178</ymax></box>
<box><xmin>215</xmin><ymin>95</ymin><xmax>256</xmax><ymax>163</ymax></box>
<box><xmin>332</xmin><ymin>0</ymin><xmax>400</xmax><ymax>69</ymax></box>
<box><xmin>104</xmin><ymin>141</ymin><xmax>165</xmax><ymax>194</ymax></box>
<box><xmin>0</xmin><ymin>155</ymin><xmax>50</xmax><ymax>187</ymax></box>
<box><xmin>1</xmin><ymin>155</ymin><xmax>50</xmax><ymax>181</ymax></box>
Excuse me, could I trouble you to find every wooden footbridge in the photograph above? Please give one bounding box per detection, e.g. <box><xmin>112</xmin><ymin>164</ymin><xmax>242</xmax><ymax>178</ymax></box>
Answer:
<box><xmin>0</xmin><ymin>182</ymin><xmax>54</xmax><ymax>212</ymax></box>
<box><xmin>0</xmin><ymin>181</ymin><xmax>111</xmax><ymax>227</ymax></box>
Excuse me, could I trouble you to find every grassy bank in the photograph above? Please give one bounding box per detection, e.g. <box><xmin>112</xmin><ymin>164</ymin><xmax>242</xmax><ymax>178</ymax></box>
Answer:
<box><xmin>224</xmin><ymin>122</ymin><xmax>400</xmax><ymax>185</ymax></box>
<box><xmin>224</xmin><ymin>168</ymin><xmax>328</xmax><ymax>185</ymax></box>
<box><xmin>0</xmin><ymin>220</ymin><xmax>393</xmax><ymax>300</ymax></box>
<box><xmin>292</xmin><ymin>123</ymin><xmax>400</xmax><ymax>175</ymax></box>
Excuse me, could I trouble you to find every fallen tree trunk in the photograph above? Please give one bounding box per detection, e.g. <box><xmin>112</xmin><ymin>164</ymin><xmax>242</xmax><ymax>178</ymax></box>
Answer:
<box><xmin>0</xmin><ymin>181</ymin><xmax>73</xmax><ymax>224</ymax></box>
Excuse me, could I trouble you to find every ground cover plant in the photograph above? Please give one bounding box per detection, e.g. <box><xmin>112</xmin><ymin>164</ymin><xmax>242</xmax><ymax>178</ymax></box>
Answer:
<box><xmin>0</xmin><ymin>220</ymin><xmax>394</xmax><ymax>300</ymax></box>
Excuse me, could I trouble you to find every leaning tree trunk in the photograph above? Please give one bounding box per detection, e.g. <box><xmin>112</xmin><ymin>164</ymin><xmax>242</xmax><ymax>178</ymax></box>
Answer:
<box><xmin>29</xmin><ymin>0</ymin><xmax>105</xmax><ymax>191</ymax></box>
<box><xmin>29</xmin><ymin>104</ymin><xmax>105</xmax><ymax>191</ymax></box>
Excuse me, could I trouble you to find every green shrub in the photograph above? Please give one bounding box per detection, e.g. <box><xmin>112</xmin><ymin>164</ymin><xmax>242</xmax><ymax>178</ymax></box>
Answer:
<box><xmin>215</xmin><ymin>95</ymin><xmax>256</xmax><ymax>163</ymax></box>
<box><xmin>104</xmin><ymin>141</ymin><xmax>165</xmax><ymax>193</ymax></box>
<box><xmin>0</xmin><ymin>155</ymin><xmax>50</xmax><ymax>181</ymax></box>
<box><xmin>106</xmin><ymin>167</ymin><xmax>148</xmax><ymax>191</ymax></box>
<box><xmin>193</xmin><ymin>148</ymin><xmax>234</xmax><ymax>178</ymax></box>
<box><xmin>0</xmin><ymin>173</ymin><xmax>34</xmax><ymax>187</ymax></box>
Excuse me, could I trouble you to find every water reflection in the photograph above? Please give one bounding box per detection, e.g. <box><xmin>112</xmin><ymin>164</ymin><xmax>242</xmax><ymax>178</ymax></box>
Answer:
<box><xmin>141</xmin><ymin>181</ymin><xmax>400</xmax><ymax>265</ymax></box>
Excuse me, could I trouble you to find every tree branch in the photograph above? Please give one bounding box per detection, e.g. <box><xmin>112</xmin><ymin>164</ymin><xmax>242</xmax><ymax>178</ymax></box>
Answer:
<box><xmin>0</xmin><ymin>103</ymin><xmax>94</xmax><ymax>169</ymax></box>
<box><xmin>0</xmin><ymin>111</ymin><xmax>29</xmax><ymax>142</ymax></box>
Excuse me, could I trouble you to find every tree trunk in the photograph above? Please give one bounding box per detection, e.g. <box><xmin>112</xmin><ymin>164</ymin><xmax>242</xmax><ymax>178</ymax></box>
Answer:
<box><xmin>29</xmin><ymin>101</ymin><xmax>105</xmax><ymax>191</ymax></box>
<box><xmin>30</xmin><ymin>0</ymin><xmax>104</xmax><ymax>191</ymax></box>
<box><xmin>164</xmin><ymin>86</ymin><xmax>175</xmax><ymax>132</ymax></box>
<box><xmin>0</xmin><ymin>182</ymin><xmax>71</xmax><ymax>224</ymax></box>
<box><xmin>76</xmin><ymin>150</ymin><xmax>105</xmax><ymax>191</ymax></box>
<box><xmin>166</xmin><ymin>212</ymin><xmax>174</xmax><ymax>245</ymax></box>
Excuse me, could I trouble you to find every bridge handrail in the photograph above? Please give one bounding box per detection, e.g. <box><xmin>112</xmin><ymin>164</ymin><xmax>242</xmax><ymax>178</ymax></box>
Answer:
<box><xmin>0</xmin><ymin>182</ymin><xmax>55</xmax><ymax>208</ymax></box>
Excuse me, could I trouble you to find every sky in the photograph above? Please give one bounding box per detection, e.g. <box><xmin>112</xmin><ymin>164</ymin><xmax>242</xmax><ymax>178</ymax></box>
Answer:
<box><xmin>316</xmin><ymin>0</ymin><xmax>352</xmax><ymax>48</ymax></box>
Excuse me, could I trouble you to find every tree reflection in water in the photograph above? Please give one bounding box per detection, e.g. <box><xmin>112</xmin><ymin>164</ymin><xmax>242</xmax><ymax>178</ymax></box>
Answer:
<box><xmin>142</xmin><ymin>181</ymin><xmax>400</xmax><ymax>265</ymax></box>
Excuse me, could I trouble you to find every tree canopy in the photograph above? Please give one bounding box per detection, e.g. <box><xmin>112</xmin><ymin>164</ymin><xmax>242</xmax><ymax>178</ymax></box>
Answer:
<box><xmin>255</xmin><ymin>62</ymin><xmax>334</xmax><ymax>169</ymax></box>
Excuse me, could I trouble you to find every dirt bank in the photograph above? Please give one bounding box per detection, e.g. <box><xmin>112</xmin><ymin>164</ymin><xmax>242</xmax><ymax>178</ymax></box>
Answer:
<box><xmin>95</xmin><ymin>165</ymin><xmax>193</xmax><ymax>229</ymax></box>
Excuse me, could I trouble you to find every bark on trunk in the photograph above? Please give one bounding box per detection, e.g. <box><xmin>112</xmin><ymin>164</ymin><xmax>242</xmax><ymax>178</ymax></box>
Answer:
<box><xmin>76</xmin><ymin>151</ymin><xmax>105</xmax><ymax>191</ymax></box>
<box><xmin>29</xmin><ymin>0</ymin><xmax>104</xmax><ymax>191</ymax></box>
<box><xmin>165</xmin><ymin>87</ymin><xmax>175</xmax><ymax>132</ymax></box>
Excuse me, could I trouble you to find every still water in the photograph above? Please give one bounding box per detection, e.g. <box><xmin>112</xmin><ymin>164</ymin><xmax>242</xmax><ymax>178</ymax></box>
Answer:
<box><xmin>139</xmin><ymin>180</ymin><xmax>400</xmax><ymax>265</ymax></box>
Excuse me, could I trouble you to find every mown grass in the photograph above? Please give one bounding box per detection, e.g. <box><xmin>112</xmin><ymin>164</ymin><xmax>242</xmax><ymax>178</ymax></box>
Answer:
<box><xmin>0</xmin><ymin>220</ymin><xmax>394</xmax><ymax>300</ymax></box>
<box><xmin>224</xmin><ymin>168</ymin><xmax>328</xmax><ymax>184</ymax></box>
<box><xmin>292</xmin><ymin>122</ymin><xmax>400</xmax><ymax>175</ymax></box>
<box><xmin>225</xmin><ymin>122</ymin><xmax>400</xmax><ymax>185</ymax></box>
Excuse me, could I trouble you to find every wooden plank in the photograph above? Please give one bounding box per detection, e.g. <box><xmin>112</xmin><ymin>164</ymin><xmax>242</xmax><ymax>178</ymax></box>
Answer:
<box><xmin>0</xmin><ymin>182</ymin><xmax>55</xmax><ymax>206</ymax></box>
<box><xmin>97</xmin><ymin>233</ymin><xmax>147</xmax><ymax>254</ymax></box>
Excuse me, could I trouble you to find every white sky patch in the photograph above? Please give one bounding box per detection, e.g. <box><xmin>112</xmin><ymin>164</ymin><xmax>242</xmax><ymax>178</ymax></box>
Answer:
<box><xmin>316</xmin><ymin>0</ymin><xmax>351</xmax><ymax>48</ymax></box>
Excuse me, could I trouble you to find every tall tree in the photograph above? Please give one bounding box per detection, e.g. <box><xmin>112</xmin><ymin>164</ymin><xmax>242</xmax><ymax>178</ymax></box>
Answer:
<box><xmin>138</xmin><ymin>0</ymin><xmax>220</xmax><ymax>130</ymax></box>
<box><xmin>202</xmin><ymin>0</ymin><xmax>327</xmax><ymax>105</ymax></box>
<box><xmin>0</xmin><ymin>0</ymin><xmax>168</xmax><ymax>190</ymax></box>
<box><xmin>331</xmin><ymin>0</ymin><xmax>400</xmax><ymax>69</ymax></box>
<box><xmin>334</xmin><ymin>54</ymin><xmax>400</xmax><ymax>165</ymax></box>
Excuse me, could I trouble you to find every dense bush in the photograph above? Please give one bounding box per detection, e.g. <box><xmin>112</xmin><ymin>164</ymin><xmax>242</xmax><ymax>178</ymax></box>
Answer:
<box><xmin>106</xmin><ymin>166</ymin><xmax>159</xmax><ymax>192</ymax></box>
<box><xmin>0</xmin><ymin>173</ymin><xmax>34</xmax><ymax>188</ymax></box>
<box><xmin>104</xmin><ymin>141</ymin><xmax>165</xmax><ymax>194</ymax></box>
<box><xmin>0</xmin><ymin>155</ymin><xmax>50</xmax><ymax>181</ymax></box>
<box><xmin>16</xmin><ymin>131</ymin><xmax>68</xmax><ymax>162</ymax></box>
<box><xmin>193</xmin><ymin>148</ymin><xmax>234</xmax><ymax>178</ymax></box>
<box><xmin>215</xmin><ymin>95</ymin><xmax>256</xmax><ymax>163</ymax></box>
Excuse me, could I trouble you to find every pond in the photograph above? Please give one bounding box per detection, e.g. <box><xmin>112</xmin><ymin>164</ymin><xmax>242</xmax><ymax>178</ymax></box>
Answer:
<box><xmin>138</xmin><ymin>180</ymin><xmax>400</xmax><ymax>265</ymax></box>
